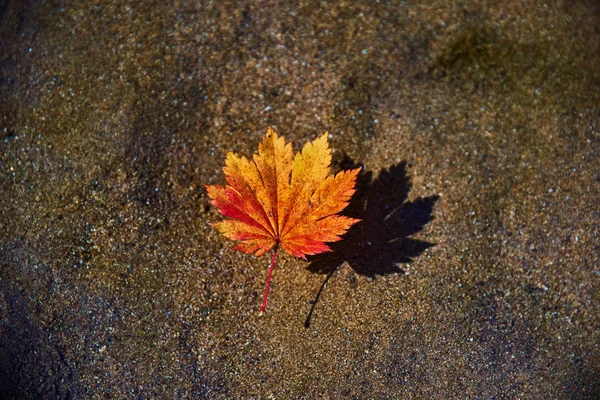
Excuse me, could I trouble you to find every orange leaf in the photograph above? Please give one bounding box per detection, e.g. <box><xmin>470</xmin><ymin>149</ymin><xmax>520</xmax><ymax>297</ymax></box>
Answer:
<box><xmin>205</xmin><ymin>127</ymin><xmax>360</xmax><ymax>312</ymax></box>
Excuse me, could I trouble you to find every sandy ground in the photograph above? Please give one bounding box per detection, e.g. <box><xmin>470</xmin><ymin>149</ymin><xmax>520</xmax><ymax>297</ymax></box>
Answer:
<box><xmin>1</xmin><ymin>0</ymin><xmax>599</xmax><ymax>398</ymax></box>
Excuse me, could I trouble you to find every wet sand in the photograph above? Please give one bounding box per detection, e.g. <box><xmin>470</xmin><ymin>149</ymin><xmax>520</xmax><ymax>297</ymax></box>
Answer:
<box><xmin>1</xmin><ymin>1</ymin><xmax>599</xmax><ymax>398</ymax></box>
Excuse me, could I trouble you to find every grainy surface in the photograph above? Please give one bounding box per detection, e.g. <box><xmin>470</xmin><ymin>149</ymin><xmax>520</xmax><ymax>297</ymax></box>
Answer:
<box><xmin>1</xmin><ymin>1</ymin><xmax>599</xmax><ymax>398</ymax></box>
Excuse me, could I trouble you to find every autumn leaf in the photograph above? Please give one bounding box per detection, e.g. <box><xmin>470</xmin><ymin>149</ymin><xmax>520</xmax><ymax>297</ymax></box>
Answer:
<box><xmin>205</xmin><ymin>127</ymin><xmax>360</xmax><ymax>313</ymax></box>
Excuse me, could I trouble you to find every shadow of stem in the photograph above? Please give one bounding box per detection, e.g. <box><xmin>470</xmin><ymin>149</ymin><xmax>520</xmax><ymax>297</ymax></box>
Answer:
<box><xmin>304</xmin><ymin>268</ymin><xmax>335</xmax><ymax>328</ymax></box>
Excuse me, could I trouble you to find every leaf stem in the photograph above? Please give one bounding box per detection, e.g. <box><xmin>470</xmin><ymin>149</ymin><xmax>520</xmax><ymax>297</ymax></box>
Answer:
<box><xmin>259</xmin><ymin>242</ymin><xmax>279</xmax><ymax>315</ymax></box>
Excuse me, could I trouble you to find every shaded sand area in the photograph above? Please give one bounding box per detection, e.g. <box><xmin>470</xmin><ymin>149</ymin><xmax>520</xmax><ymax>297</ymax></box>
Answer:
<box><xmin>1</xmin><ymin>1</ymin><xmax>599</xmax><ymax>398</ymax></box>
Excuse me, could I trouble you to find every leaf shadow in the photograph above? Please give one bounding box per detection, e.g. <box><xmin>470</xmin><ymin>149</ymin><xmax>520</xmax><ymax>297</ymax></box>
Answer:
<box><xmin>304</xmin><ymin>158</ymin><xmax>439</xmax><ymax>327</ymax></box>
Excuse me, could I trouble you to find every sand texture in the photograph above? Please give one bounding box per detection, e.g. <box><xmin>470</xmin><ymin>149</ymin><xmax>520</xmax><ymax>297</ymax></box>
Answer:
<box><xmin>1</xmin><ymin>0</ymin><xmax>599</xmax><ymax>398</ymax></box>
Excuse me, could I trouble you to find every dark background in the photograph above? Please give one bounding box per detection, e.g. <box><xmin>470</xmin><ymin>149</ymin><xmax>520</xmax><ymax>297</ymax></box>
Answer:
<box><xmin>1</xmin><ymin>0</ymin><xmax>599</xmax><ymax>398</ymax></box>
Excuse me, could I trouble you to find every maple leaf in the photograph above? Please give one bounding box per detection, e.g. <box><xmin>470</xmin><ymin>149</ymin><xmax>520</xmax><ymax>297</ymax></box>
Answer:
<box><xmin>205</xmin><ymin>127</ymin><xmax>360</xmax><ymax>313</ymax></box>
